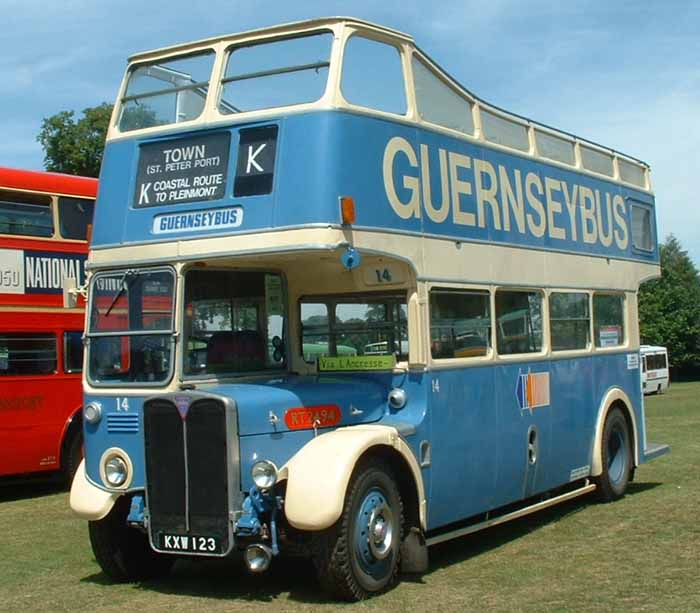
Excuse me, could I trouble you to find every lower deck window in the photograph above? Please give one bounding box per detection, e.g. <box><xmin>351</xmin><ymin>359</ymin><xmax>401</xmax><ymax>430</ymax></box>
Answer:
<box><xmin>430</xmin><ymin>289</ymin><xmax>490</xmax><ymax>359</ymax></box>
<box><xmin>645</xmin><ymin>353</ymin><xmax>667</xmax><ymax>370</ymax></box>
<box><xmin>496</xmin><ymin>290</ymin><xmax>543</xmax><ymax>354</ymax></box>
<box><xmin>0</xmin><ymin>333</ymin><xmax>57</xmax><ymax>375</ymax></box>
<box><xmin>300</xmin><ymin>294</ymin><xmax>408</xmax><ymax>362</ymax></box>
<box><xmin>64</xmin><ymin>331</ymin><xmax>84</xmax><ymax>373</ymax></box>
<box><xmin>549</xmin><ymin>292</ymin><xmax>590</xmax><ymax>351</ymax></box>
<box><xmin>593</xmin><ymin>294</ymin><xmax>625</xmax><ymax>348</ymax></box>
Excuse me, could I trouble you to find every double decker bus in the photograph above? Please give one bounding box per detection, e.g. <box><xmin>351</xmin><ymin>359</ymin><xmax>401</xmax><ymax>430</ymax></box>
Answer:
<box><xmin>1</xmin><ymin>167</ymin><xmax>97</xmax><ymax>482</ymax></box>
<box><xmin>70</xmin><ymin>18</ymin><xmax>669</xmax><ymax>600</ymax></box>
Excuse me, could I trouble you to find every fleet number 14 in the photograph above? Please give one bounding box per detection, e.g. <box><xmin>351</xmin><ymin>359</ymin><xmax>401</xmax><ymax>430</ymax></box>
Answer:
<box><xmin>115</xmin><ymin>397</ymin><xmax>130</xmax><ymax>411</ymax></box>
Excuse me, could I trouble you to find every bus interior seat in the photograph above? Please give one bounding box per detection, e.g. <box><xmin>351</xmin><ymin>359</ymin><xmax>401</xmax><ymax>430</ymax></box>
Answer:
<box><xmin>207</xmin><ymin>330</ymin><xmax>266</xmax><ymax>367</ymax></box>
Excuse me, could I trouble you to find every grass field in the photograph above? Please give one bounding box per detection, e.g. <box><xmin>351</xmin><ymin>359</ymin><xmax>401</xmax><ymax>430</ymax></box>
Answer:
<box><xmin>1</xmin><ymin>383</ymin><xmax>698</xmax><ymax>612</ymax></box>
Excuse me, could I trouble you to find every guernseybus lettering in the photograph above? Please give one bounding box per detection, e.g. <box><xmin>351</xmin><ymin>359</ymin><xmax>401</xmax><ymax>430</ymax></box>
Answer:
<box><xmin>382</xmin><ymin>136</ymin><xmax>630</xmax><ymax>251</ymax></box>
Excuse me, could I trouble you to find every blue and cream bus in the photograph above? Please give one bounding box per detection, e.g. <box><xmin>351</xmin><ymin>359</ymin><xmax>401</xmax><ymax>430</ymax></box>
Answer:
<box><xmin>70</xmin><ymin>17</ymin><xmax>669</xmax><ymax>600</ymax></box>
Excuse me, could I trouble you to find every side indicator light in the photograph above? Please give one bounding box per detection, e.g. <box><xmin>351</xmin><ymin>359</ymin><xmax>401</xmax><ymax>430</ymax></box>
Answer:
<box><xmin>340</xmin><ymin>196</ymin><xmax>356</xmax><ymax>225</ymax></box>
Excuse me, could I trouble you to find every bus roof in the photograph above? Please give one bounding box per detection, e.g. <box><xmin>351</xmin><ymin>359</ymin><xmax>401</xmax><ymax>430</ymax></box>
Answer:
<box><xmin>640</xmin><ymin>345</ymin><xmax>667</xmax><ymax>353</ymax></box>
<box><xmin>0</xmin><ymin>166</ymin><xmax>98</xmax><ymax>199</ymax></box>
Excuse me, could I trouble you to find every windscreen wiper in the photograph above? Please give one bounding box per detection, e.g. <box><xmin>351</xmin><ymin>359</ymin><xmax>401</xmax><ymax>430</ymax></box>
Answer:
<box><xmin>105</xmin><ymin>270</ymin><xmax>135</xmax><ymax>317</ymax></box>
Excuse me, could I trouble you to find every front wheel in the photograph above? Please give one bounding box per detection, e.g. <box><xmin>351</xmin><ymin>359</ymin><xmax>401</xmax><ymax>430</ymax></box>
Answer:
<box><xmin>313</xmin><ymin>460</ymin><xmax>403</xmax><ymax>601</ymax></box>
<box><xmin>89</xmin><ymin>495</ymin><xmax>174</xmax><ymax>582</ymax></box>
<box><xmin>595</xmin><ymin>407</ymin><xmax>633</xmax><ymax>502</ymax></box>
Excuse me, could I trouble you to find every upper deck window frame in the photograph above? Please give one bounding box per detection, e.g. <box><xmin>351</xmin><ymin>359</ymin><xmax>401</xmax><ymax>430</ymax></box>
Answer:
<box><xmin>629</xmin><ymin>200</ymin><xmax>655</xmax><ymax>253</ymax></box>
<box><xmin>117</xmin><ymin>50</ymin><xmax>217</xmax><ymax>133</ymax></box>
<box><xmin>0</xmin><ymin>188</ymin><xmax>54</xmax><ymax>239</ymax></box>
<box><xmin>410</xmin><ymin>52</ymin><xmax>475</xmax><ymax>137</ymax></box>
<box><xmin>338</xmin><ymin>31</ymin><xmax>410</xmax><ymax>118</ymax></box>
<box><xmin>111</xmin><ymin>23</ymin><xmax>347</xmax><ymax>139</ymax></box>
<box><xmin>218</xmin><ymin>29</ymin><xmax>336</xmax><ymax>116</ymax></box>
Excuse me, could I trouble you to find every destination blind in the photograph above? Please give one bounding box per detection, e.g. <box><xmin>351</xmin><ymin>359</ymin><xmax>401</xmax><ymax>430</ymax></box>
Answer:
<box><xmin>134</xmin><ymin>132</ymin><xmax>231</xmax><ymax>208</ymax></box>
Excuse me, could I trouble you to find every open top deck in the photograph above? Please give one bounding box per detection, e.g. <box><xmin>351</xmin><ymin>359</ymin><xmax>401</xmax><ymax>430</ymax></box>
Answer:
<box><xmin>92</xmin><ymin>16</ymin><xmax>658</xmax><ymax>291</ymax></box>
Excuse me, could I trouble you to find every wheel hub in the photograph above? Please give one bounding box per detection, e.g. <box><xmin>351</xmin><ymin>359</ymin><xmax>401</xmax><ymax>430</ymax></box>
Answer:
<box><xmin>367</xmin><ymin>503</ymin><xmax>394</xmax><ymax>560</ymax></box>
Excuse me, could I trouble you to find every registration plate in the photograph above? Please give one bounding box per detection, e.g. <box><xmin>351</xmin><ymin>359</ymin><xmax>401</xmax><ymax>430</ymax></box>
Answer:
<box><xmin>158</xmin><ymin>533</ymin><xmax>221</xmax><ymax>554</ymax></box>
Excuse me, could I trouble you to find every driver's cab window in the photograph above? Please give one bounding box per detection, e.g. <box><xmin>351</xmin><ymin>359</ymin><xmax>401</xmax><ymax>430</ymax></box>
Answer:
<box><xmin>183</xmin><ymin>269</ymin><xmax>286</xmax><ymax>376</ymax></box>
<box><xmin>300</xmin><ymin>294</ymin><xmax>408</xmax><ymax>363</ymax></box>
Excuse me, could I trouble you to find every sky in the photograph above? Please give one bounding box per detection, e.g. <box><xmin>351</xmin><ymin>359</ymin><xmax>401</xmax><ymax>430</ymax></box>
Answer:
<box><xmin>1</xmin><ymin>0</ymin><xmax>698</xmax><ymax>264</ymax></box>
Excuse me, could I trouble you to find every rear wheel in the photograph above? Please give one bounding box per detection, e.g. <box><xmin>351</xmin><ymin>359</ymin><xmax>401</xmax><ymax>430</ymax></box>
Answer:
<box><xmin>595</xmin><ymin>407</ymin><xmax>632</xmax><ymax>502</ymax></box>
<box><xmin>89</xmin><ymin>495</ymin><xmax>174</xmax><ymax>582</ymax></box>
<box><xmin>313</xmin><ymin>460</ymin><xmax>403</xmax><ymax>601</ymax></box>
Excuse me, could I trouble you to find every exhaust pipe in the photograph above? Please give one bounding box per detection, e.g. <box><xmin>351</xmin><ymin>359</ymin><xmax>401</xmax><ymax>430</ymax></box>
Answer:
<box><xmin>245</xmin><ymin>543</ymin><xmax>273</xmax><ymax>573</ymax></box>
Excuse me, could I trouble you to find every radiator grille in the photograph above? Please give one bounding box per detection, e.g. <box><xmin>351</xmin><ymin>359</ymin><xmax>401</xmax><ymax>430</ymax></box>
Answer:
<box><xmin>143</xmin><ymin>397</ymin><xmax>231</xmax><ymax>553</ymax></box>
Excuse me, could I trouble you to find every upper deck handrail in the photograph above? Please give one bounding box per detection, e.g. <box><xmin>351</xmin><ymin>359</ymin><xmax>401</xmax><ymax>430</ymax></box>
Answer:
<box><xmin>221</xmin><ymin>61</ymin><xmax>331</xmax><ymax>85</ymax></box>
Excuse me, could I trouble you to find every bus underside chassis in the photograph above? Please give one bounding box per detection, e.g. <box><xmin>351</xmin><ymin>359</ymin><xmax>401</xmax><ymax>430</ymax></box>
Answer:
<box><xmin>87</xmin><ymin>460</ymin><xmax>408</xmax><ymax>600</ymax></box>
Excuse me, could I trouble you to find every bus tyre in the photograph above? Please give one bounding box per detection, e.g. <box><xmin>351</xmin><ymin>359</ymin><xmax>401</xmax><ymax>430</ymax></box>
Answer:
<box><xmin>595</xmin><ymin>407</ymin><xmax>632</xmax><ymax>502</ymax></box>
<box><xmin>89</xmin><ymin>495</ymin><xmax>174</xmax><ymax>582</ymax></box>
<box><xmin>313</xmin><ymin>460</ymin><xmax>403</xmax><ymax>601</ymax></box>
<box><xmin>61</xmin><ymin>429</ymin><xmax>83</xmax><ymax>488</ymax></box>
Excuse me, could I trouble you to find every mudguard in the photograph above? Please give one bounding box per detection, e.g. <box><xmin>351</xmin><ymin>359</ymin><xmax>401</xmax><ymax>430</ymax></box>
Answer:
<box><xmin>590</xmin><ymin>388</ymin><xmax>639</xmax><ymax>476</ymax></box>
<box><xmin>69</xmin><ymin>459</ymin><xmax>119</xmax><ymax>520</ymax></box>
<box><xmin>279</xmin><ymin>424</ymin><xmax>427</xmax><ymax>532</ymax></box>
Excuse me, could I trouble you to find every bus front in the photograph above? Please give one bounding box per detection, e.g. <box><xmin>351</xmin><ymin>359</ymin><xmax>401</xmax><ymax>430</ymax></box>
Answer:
<box><xmin>72</xmin><ymin>18</ymin><xmax>425</xmax><ymax>589</ymax></box>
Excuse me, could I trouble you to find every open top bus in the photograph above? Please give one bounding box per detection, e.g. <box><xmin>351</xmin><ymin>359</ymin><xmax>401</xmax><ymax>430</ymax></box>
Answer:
<box><xmin>70</xmin><ymin>17</ymin><xmax>668</xmax><ymax>600</ymax></box>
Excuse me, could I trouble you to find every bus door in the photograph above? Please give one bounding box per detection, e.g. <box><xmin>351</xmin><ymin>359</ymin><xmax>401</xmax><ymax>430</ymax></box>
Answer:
<box><xmin>492</xmin><ymin>291</ymin><xmax>552</xmax><ymax>503</ymax></box>
<box><xmin>425</xmin><ymin>288</ymin><xmax>499</xmax><ymax>528</ymax></box>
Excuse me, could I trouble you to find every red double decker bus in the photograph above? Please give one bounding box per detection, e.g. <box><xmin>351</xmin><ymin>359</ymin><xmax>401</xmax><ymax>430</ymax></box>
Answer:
<box><xmin>0</xmin><ymin>167</ymin><xmax>97</xmax><ymax>483</ymax></box>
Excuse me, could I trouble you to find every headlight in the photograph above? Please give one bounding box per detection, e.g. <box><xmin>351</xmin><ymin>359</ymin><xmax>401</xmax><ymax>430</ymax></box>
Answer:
<box><xmin>251</xmin><ymin>460</ymin><xmax>278</xmax><ymax>490</ymax></box>
<box><xmin>105</xmin><ymin>455</ymin><xmax>128</xmax><ymax>486</ymax></box>
<box><xmin>83</xmin><ymin>402</ymin><xmax>102</xmax><ymax>424</ymax></box>
<box><xmin>99</xmin><ymin>448</ymin><xmax>132</xmax><ymax>488</ymax></box>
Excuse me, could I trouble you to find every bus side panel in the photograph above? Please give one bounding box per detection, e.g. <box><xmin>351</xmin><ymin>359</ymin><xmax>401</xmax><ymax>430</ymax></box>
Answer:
<box><xmin>548</xmin><ymin>356</ymin><xmax>596</xmax><ymax>487</ymax></box>
<box><xmin>494</xmin><ymin>361</ymin><xmax>552</xmax><ymax>504</ymax></box>
<box><xmin>426</xmin><ymin>366</ymin><xmax>499</xmax><ymax>530</ymax></box>
<box><xmin>0</xmin><ymin>312</ymin><xmax>85</xmax><ymax>478</ymax></box>
<box><xmin>0</xmin><ymin>372</ymin><xmax>82</xmax><ymax>476</ymax></box>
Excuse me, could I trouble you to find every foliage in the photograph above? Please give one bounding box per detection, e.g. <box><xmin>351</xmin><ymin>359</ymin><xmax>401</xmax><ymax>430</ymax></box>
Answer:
<box><xmin>36</xmin><ymin>103</ymin><xmax>113</xmax><ymax>177</ymax></box>
<box><xmin>639</xmin><ymin>235</ymin><xmax>700</xmax><ymax>371</ymax></box>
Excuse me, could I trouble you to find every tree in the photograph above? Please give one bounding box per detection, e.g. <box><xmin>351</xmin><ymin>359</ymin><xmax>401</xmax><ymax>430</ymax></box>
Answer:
<box><xmin>37</xmin><ymin>103</ymin><xmax>113</xmax><ymax>177</ymax></box>
<box><xmin>638</xmin><ymin>235</ymin><xmax>700</xmax><ymax>372</ymax></box>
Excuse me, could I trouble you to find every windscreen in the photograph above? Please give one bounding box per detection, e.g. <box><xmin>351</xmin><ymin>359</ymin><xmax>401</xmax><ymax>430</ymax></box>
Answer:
<box><xmin>183</xmin><ymin>269</ymin><xmax>286</xmax><ymax>377</ymax></box>
<box><xmin>87</xmin><ymin>268</ymin><xmax>175</xmax><ymax>384</ymax></box>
